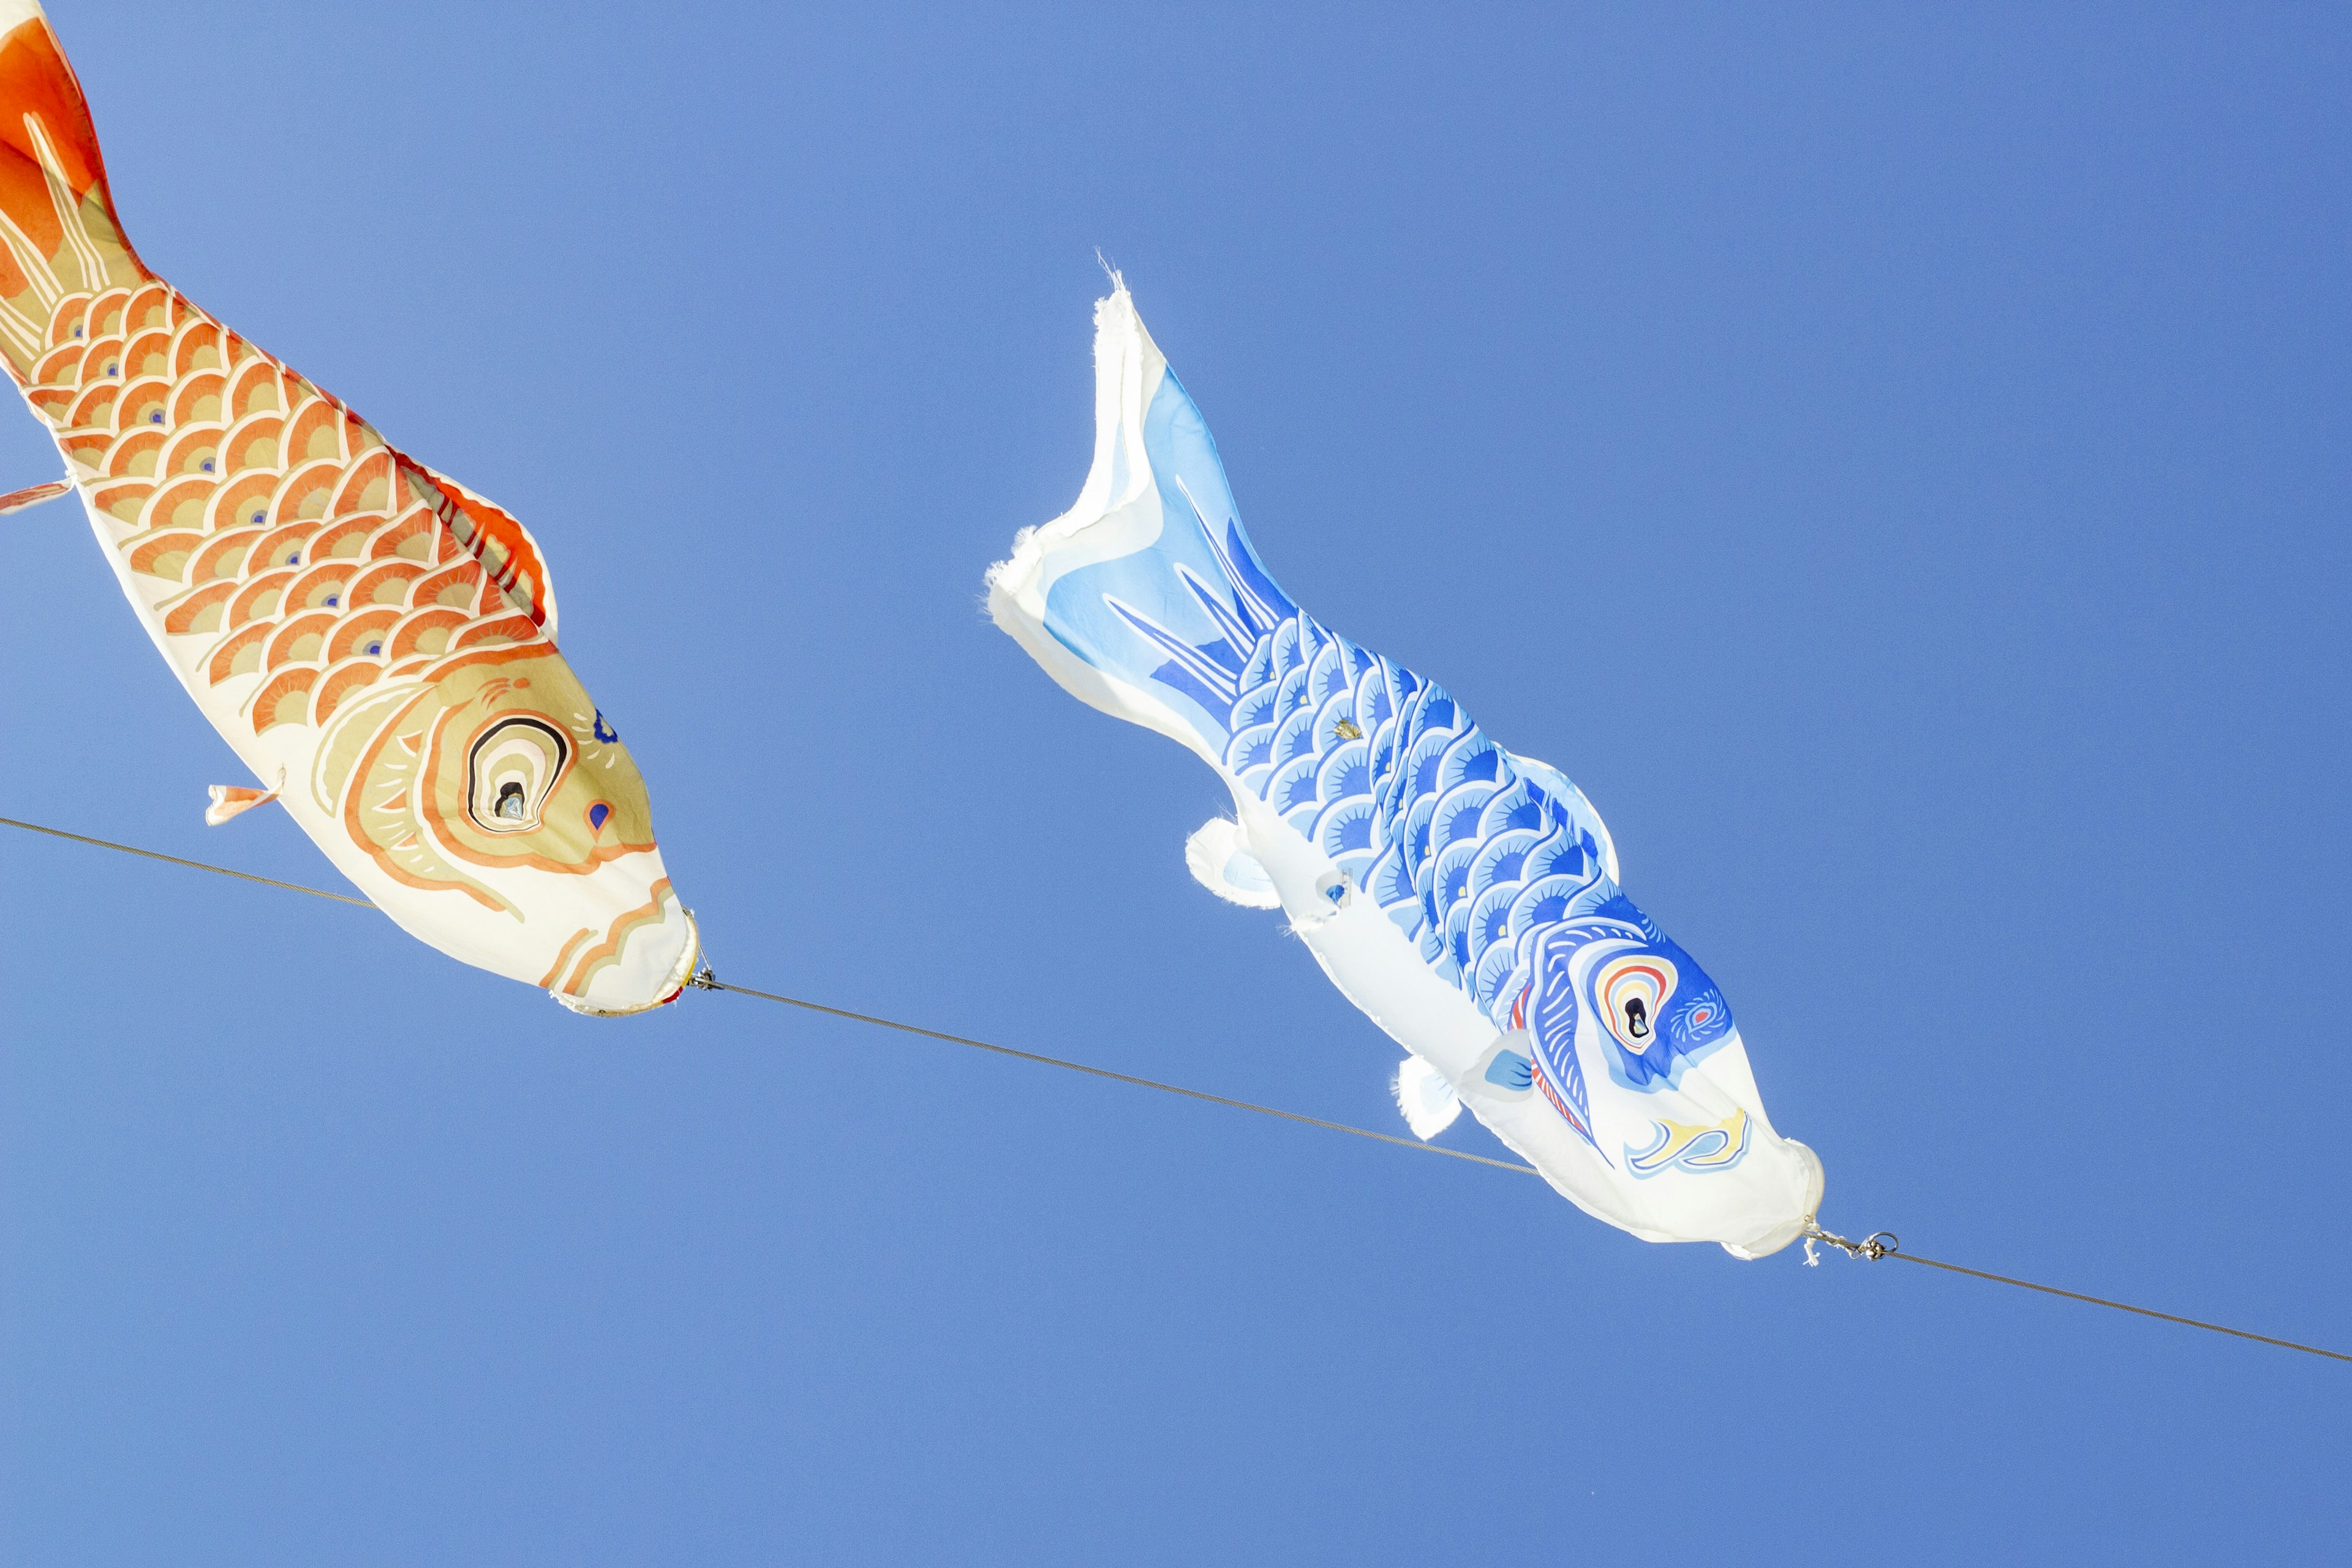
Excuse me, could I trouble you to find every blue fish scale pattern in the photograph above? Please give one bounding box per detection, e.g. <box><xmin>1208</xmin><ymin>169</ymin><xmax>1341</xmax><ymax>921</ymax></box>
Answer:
<box><xmin>1108</xmin><ymin>519</ymin><xmax>1610</xmax><ymax>1037</ymax></box>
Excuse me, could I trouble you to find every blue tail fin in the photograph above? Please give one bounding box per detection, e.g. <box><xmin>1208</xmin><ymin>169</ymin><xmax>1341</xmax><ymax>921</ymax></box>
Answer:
<box><xmin>987</xmin><ymin>283</ymin><xmax>1297</xmax><ymax>763</ymax></box>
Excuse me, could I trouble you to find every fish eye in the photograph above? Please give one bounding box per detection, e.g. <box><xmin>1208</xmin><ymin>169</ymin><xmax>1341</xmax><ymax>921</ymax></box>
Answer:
<box><xmin>464</xmin><ymin>715</ymin><xmax>571</xmax><ymax>834</ymax></box>
<box><xmin>1596</xmin><ymin>952</ymin><xmax>1676</xmax><ymax>1056</ymax></box>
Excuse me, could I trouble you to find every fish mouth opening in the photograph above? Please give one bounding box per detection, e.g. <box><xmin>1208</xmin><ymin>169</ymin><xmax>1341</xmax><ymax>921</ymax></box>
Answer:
<box><xmin>1717</xmin><ymin>1137</ymin><xmax>1826</xmax><ymax>1259</ymax></box>
<box><xmin>549</xmin><ymin>907</ymin><xmax>703</xmax><ymax>1018</ymax></box>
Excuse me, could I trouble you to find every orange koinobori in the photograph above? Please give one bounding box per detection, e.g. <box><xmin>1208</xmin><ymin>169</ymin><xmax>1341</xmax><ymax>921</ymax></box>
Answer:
<box><xmin>0</xmin><ymin>1</ymin><xmax>698</xmax><ymax>1013</ymax></box>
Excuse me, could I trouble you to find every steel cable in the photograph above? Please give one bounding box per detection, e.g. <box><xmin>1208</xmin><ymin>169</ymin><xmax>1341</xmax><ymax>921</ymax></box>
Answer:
<box><xmin>6</xmin><ymin>812</ymin><xmax>2343</xmax><ymax>1365</ymax></box>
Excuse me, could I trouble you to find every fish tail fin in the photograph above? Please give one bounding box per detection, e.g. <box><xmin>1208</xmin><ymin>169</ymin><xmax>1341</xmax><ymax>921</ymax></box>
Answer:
<box><xmin>0</xmin><ymin>2</ymin><xmax>146</xmax><ymax>385</ymax></box>
<box><xmin>987</xmin><ymin>280</ymin><xmax>1300</xmax><ymax>766</ymax></box>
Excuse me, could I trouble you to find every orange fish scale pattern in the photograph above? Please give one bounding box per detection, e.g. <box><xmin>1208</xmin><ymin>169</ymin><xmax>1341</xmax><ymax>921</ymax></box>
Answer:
<box><xmin>20</xmin><ymin>279</ymin><xmax>542</xmax><ymax>736</ymax></box>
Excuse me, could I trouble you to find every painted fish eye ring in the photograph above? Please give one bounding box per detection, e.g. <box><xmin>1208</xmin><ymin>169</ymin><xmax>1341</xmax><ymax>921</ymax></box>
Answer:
<box><xmin>1596</xmin><ymin>952</ymin><xmax>1677</xmax><ymax>1055</ymax></box>
<box><xmin>464</xmin><ymin>714</ymin><xmax>571</xmax><ymax>834</ymax></box>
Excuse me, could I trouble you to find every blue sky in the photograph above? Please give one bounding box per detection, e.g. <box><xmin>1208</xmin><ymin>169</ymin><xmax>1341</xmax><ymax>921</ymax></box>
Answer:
<box><xmin>2</xmin><ymin>2</ymin><xmax>2346</xmax><ymax>1561</ymax></box>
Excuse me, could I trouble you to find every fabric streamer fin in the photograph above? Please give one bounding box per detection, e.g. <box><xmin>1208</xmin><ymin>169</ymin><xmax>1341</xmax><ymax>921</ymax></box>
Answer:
<box><xmin>1393</xmin><ymin>1055</ymin><xmax>1463</xmax><ymax>1140</ymax></box>
<box><xmin>205</xmin><ymin>772</ymin><xmax>281</xmax><ymax>826</ymax></box>
<box><xmin>0</xmin><ymin>475</ymin><xmax>66</xmax><ymax>512</ymax></box>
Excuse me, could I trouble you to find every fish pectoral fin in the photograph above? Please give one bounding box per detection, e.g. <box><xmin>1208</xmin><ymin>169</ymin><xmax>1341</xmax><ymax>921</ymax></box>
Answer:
<box><xmin>205</xmin><ymin>770</ymin><xmax>284</xmax><ymax>827</ymax></box>
<box><xmin>1183</xmin><ymin>818</ymin><xmax>1283</xmax><ymax>910</ymax></box>
<box><xmin>0</xmin><ymin>479</ymin><xmax>72</xmax><ymax>516</ymax></box>
<box><xmin>1460</xmin><ymin>1036</ymin><xmax>1536</xmax><ymax>1105</ymax></box>
<box><xmin>1392</xmin><ymin>1055</ymin><xmax>1462</xmax><ymax>1140</ymax></box>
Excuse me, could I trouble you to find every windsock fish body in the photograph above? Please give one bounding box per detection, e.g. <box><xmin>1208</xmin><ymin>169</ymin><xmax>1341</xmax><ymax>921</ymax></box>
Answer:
<box><xmin>0</xmin><ymin>2</ymin><xmax>696</xmax><ymax>1013</ymax></box>
<box><xmin>990</xmin><ymin>285</ymin><xmax>1823</xmax><ymax>1254</ymax></box>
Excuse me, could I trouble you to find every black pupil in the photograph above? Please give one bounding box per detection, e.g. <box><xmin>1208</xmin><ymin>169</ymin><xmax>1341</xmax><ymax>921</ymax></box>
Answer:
<box><xmin>1624</xmin><ymin>997</ymin><xmax>1649</xmax><ymax>1038</ymax></box>
<box><xmin>496</xmin><ymin>782</ymin><xmax>527</xmax><ymax>819</ymax></box>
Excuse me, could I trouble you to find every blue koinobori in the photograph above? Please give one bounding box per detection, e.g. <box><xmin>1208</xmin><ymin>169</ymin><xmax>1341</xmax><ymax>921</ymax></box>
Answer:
<box><xmin>990</xmin><ymin>284</ymin><xmax>1822</xmax><ymax>1254</ymax></box>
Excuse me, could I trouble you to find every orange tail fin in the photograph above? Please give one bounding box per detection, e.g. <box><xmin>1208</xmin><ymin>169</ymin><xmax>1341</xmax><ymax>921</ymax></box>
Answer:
<box><xmin>0</xmin><ymin>2</ymin><xmax>143</xmax><ymax>379</ymax></box>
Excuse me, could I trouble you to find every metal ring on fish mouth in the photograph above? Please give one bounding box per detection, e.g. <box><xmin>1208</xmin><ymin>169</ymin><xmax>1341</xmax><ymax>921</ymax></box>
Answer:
<box><xmin>546</xmin><ymin>908</ymin><xmax>704</xmax><ymax>1018</ymax></box>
